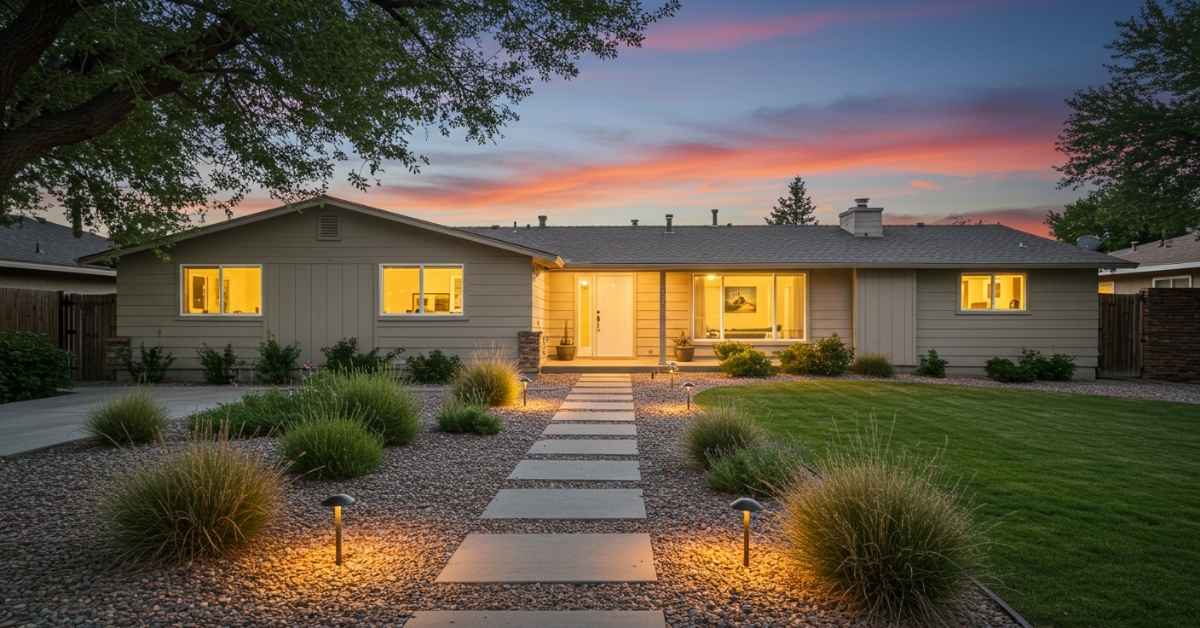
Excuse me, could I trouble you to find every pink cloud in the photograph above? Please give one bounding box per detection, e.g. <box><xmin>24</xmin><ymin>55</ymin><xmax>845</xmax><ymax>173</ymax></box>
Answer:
<box><xmin>887</xmin><ymin>206</ymin><xmax>1058</xmax><ymax>237</ymax></box>
<box><xmin>910</xmin><ymin>179</ymin><xmax>943</xmax><ymax>191</ymax></box>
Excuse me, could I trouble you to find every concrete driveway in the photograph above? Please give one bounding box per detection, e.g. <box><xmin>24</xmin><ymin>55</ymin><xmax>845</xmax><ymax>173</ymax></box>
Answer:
<box><xmin>0</xmin><ymin>386</ymin><xmax>262</xmax><ymax>457</ymax></box>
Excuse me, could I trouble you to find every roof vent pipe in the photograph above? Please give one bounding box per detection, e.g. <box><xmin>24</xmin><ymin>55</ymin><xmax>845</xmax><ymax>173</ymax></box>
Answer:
<box><xmin>665</xmin><ymin>213</ymin><xmax>674</xmax><ymax>233</ymax></box>
<box><xmin>711</xmin><ymin>208</ymin><xmax>719</xmax><ymax>226</ymax></box>
<box><xmin>631</xmin><ymin>219</ymin><xmax>639</xmax><ymax>227</ymax></box>
<box><xmin>537</xmin><ymin>215</ymin><xmax>547</xmax><ymax>228</ymax></box>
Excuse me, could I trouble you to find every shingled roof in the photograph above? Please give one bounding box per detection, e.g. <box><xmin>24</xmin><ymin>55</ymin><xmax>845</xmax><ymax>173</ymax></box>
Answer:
<box><xmin>462</xmin><ymin>223</ymin><xmax>1135</xmax><ymax>269</ymax></box>
<box><xmin>0</xmin><ymin>218</ymin><xmax>112</xmax><ymax>271</ymax></box>
<box><xmin>1107</xmin><ymin>232</ymin><xmax>1200</xmax><ymax>267</ymax></box>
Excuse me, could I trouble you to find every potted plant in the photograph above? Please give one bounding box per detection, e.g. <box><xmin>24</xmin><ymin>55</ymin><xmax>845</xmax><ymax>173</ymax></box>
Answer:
<box><xmin>555</xmin><ymin>321</ymin><xmax>577</xmax><ymax>361</ymax></box>
<box><xmin>673</xmin><ymin>332</ymin><xmax>695</xmax><ymax>362</ymax></box>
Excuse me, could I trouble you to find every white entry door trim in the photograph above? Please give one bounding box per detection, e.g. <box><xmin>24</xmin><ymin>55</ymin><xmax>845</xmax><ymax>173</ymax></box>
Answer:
<box><xmin>576</xmin><ymin>273</ymin><xmax>635</xmax><ymax>358</ymax></box>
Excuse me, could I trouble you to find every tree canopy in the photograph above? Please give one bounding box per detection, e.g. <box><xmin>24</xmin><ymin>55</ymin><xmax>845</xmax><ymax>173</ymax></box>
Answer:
<box><xmin>0</xmin><ymin>0</ymin><xmax>677</xmax><ymax>244</ymax></box>
<box><xmin>765</xmin><ymin>175</ymin><xmax>818</xmax><ymax>225</ymax></box>
<box><xmin>1051</xmin><ymin>0</ymin><xmax>1199</xmax><ymax>250</ymax></box>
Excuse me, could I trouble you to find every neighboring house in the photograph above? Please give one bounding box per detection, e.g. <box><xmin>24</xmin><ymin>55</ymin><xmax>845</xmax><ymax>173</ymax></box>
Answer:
<box><xmin>1098</xmin><ymin>232</ymin><xmax>1200</xmax><ymax>294</ymax></box>
<box><xmin>0</xmin><ymin>217</ymin><xmax>115</xmax><ymax>293</ymax></box>
<box><xmin>81</xmin><ymin>196</ymin><xmax>1134</xmax><ymax>380</ymax></box>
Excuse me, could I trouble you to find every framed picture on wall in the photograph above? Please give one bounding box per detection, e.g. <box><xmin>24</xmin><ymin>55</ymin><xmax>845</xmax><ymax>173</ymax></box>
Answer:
<box><xmin>724</xmin><ymin>286</ymin><xmax>757</xmax><ymax>313</ymax></box>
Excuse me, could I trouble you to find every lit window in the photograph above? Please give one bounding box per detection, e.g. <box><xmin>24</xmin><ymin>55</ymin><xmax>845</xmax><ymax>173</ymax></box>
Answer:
<box><xmin>1152</xmin><ymin>275</ymin><xmax>1192</xmax><ymax>288</ymax></box>
<box><xmin>691</xmin><ymin>273</ymin><xmax>806</xmax><ymax>340</ymax></box>
<box><xmin>1098</xmin><ymin>281</ymin><xmax>1115</xmax><ymax>294</ymax></box>
<box><xmin>181</xmin><ymin>265</ymin><xmax>262</xmax><ymax>316</ymax></box>
<box><xmin>380</xmin><ymin>265</ymin><xmax>464</xmax><ymax>315</ymax></box>
<box><xmin>960</xmin><ymin>272</ymin><xmax>1027</xmax><ymax>312</ymax></box>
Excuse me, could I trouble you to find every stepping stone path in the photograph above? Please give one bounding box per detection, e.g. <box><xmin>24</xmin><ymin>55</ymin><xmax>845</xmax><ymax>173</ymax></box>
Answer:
<box><xmin>429</xmin><ymin>373</ymin><xmax>665</xmax><ymax>627</ymax></box>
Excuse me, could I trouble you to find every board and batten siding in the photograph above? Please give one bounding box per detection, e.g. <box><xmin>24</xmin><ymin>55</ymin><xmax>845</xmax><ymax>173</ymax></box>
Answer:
<box><xmin>916</xmin><ymin>269</ymin><xmax>1099</xmax><ymax>378</ymax></box>
<box><xmin>114</xmin><ymin>207</ymin><xmax>536</xmax><ymax>379</ymax></box>
<box><xmin>853</xmin><ymin>269</ymin><xmax>917</xmax><ymax>366</ymax></box>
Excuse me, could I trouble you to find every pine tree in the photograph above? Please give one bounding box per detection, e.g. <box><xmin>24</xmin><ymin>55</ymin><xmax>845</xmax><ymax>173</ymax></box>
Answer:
<box><xmin>765</xmin><ymin>176</ymin><xmax>818</xmax><ymax>225</ymax></box>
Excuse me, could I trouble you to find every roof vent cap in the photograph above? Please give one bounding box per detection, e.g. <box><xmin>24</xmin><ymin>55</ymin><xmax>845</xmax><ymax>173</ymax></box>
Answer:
<box><xmin>538</xmin><ymin>215</ymin><xmax>547</xmax><ymax>228</ymax></box>
<box><xmin>665</xmin><ymin>213</ymin><xmax>674</xmax><ymax>233</ymax></box>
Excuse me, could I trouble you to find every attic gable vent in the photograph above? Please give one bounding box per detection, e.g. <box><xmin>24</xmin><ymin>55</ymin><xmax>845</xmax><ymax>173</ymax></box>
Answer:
<box><xmin>316</xmin><ymin>214</ymin><xmax>340</xmax><ymax>241</ymax></box>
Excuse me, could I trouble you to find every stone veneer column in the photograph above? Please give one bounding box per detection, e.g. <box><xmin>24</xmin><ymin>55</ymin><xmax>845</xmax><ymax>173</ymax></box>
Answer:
<box><xmin>105</xmin><ymin>336</ymin><xmax>130</xmax><ymax>382</ymax></box>
<box><xmin>517</xmin><ymin>331</ymin><xmax>543</xmax><ymax>373</ymax></box>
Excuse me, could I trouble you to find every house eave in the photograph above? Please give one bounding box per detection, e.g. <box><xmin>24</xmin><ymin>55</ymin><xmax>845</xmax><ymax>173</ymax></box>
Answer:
<box><xmin>554</xmin><ymin>261</ymin><xmax>1135</xmax><ymax>270</ymax></box>
<box><xmin>0</xmin><ymin>259</ymin><xmax>116</xmax><ymax>276</ymax></box>
<box><xmin>1100</xmin><ymin>260</ymin><xmax>1199</xmax><ymax>276</ymax></box>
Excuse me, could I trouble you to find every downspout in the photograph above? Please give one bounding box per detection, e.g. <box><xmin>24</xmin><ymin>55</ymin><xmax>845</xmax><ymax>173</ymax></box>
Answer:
<box><xmin>659</xmin><ymin>270</ymin><xmax>667</xmax><ymax>366</ymax></box>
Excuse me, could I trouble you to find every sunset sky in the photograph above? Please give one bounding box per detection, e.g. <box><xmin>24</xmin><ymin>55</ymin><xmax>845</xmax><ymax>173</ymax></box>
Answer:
<box><xmin>248</xmin><ymin>0</ymin><xmax>1145</xmax><ymax>237</ymax></box>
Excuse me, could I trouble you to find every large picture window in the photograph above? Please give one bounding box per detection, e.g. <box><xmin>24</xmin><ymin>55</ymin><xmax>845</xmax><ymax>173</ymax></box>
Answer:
<box><xmin>960</xmin><ymin>273</ymin><xmax>1026</xmax><ymax>312</ymax></box>
<box><xmin>380</xmin><ymin>264</ymin><xmax>464</xmax><ymax>315</ymax></box>
<box><xmin>692</xmin><ymin>273</ymin><xmax>806</xmax><ymax>341</ymax></box>
<box><xmin>180</xmin><ymin>265</ymin><xmax>262</xmax><ymax>316</ymax></box>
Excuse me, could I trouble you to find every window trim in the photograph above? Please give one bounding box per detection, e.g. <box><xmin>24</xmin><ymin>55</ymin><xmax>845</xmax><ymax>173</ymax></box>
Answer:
<box><xmin>957</xmin><ymin>272</ymin><xmax>1028</xmax><ymax>314</ymax></box>
<box><xmin>178</xmin><ymin>264</ymin><xmax>264</xmax><ymax>317</ymax></box>
<box><xmin>378</xmin><ymin>263</ymin><xmax>465</xmax><ymax>317</ymax></box>
<box><xmin>1152</xmin><ymin>275</ymin><xmax>1192</xmax><ymax>288</ymax></box>
<box><xmin>689</xmin><ymin>272</ymin><xmax>809</xmax><ymax>343</ymax></box>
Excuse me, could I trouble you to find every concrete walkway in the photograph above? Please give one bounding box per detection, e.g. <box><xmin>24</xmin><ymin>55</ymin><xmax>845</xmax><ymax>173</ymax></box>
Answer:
<box><xmin>422</xmin><ymin>374</ymin><xmax>664</xmax><ymax>627</ymax></box>
<box><xmin>0</xmin><ymin>385</ymin><xmax>260</xmax><ymax>457</ymax></box>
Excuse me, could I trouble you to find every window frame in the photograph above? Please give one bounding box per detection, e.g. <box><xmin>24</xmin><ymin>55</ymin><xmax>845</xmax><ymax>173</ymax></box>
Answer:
<box><xmin>378</xmin><ymin>263</ymin><xmax>465</xmax><ymax>317</ymax></box>
<box><xmin>689</xmin><ymin>272</ymin><xmax>809</xmax><ymax>343</ymax></box>
<box><xmin>957</xmin><ymin>272</ymin><xmax>1028</xmax><ymax>314</ymax></box>
<box><xmin>1152</xmin><ymin>275</ymin><xmax>1192</xmax><ymax>288</ymax></box>
<box><xmin>178</xmin><ymin>264</ymin><xmax>264</xmax><ymax>318</ymax></box>
<box><xmin>1098</xmin><ymin>280</ymin><xmax>1116</xmax><ymax>295</ymax></box>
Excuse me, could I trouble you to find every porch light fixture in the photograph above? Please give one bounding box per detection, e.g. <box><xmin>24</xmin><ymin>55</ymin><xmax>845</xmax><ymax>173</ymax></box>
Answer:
<box><xmin>321</xmin><ymin>494</ymin><xmax>356</xmax><ymax>566</ymax></box>
<box><xmin>683</xmin><ymin>382</ymin><xmax>695</xmax><ymax>409</ymax></box>
<box><xmin>705</xmin><ymin>274</ymin><xmax>718</xmax><ymax>281</ymax></box>
<box><xmin>520</xmin><ymin>376</ymin><xmax>531</xmax><ymax>406</ymax></box>
<box><xmin>730</xmin><ymin>496</ymin><xmax>764</xmax><ymax>568</ymax></box>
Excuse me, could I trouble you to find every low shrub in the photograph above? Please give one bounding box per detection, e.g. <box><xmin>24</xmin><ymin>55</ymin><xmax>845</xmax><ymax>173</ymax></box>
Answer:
<box><xmin>125</xmin><ymin>343</ymin><xmax>174</xmax><ymax>384</ymax></box>
<box><xmin>197</xmin><ymin>344</ymin><xmax>239</xmax><ymax>385</ymax></box>
<box><xmin>915</xmin><ymin>349</ymin><xmax>948</xmax><ymax>378</ymax></box>
<box><xmin>719</xmin><ymin>347</ymin><xmax>774</xmax><ymax>378</ymax></box>
<box><xmin>280</xmin><ymin>406</ymin><xmax>384</xmax><ymax>480</ymax></box>
<box><xmin>0</xmin><ymin>330</ymin><xmax>71</xmax><ymax>403</ymax></box>
<box><xmin>985</xmin><ymin>357</ymin><xmax>1036</xmax><ymax>383</ymax></box>
<box><xmin>684</xmin><ymin>403</ymin><xmax>767</xmax><ymax>469</ymax></box>
<box><xmin>1019</xmin><ymin>349</ymin><xmax>1075</xmax><ymax>381</ymax></box>
<box><xmin>437</xmin><ymin>399</ymin><xmax>503</xmax><ymax>434</ymax></box>
<box><xmin>852</xmin><ymin>353</ymin><xmax>895</xmax><ymax>378</ymax></box>
<box><xmin>450</xmin><ymin>356</ymin><xmax>521</xmax><ymax>407</ymax></box>
<box><xmin>777</xmin><ymin>334</ymin><xmax>854</xmax><ymax>376</ymax></box>
<box><xmin>188</xmin><ymin>389</ymin><xmax>303</xmax><ymax>437</ymax></box>
<box><xmin>313</xmin><ymin>371</ymin><xmax>421</xmax><ymax>445</ymax></box>
<box><xmin>86</xmin><ymin>389</ymin><xmax>168</xmax><ymax>446</ymax></box>
<box><xmin>706</xmin><ymin>442</ymin><xmax>807</xmax><ymax>498</ymax></box>
<box><xmin>103</xmin><ymin>434</ymin><xmax>283</xmax><ymax>563</ymax></box>
<box><xmin>405</xmin><ymin>350</ymin><xmax>464</xmax><ymax>384</ymax></box>
<box><xmin>713</xmin><ymin>341</ymin><xmax>751</xmax><ymax>360</ymax></box>
<box><xmin>255</xmin><ymin>337</ymin><xmax>301</xmax><ymax>385</ymax></box>
<box><xmin>781</xmin><ymin>437</ymin><xmax>983</xmax><ymax>625</ymax></box>
<box><xmin>321</xmin><ymin>337</ymin><xmax>401</xmax><ymax>374</ymax></box>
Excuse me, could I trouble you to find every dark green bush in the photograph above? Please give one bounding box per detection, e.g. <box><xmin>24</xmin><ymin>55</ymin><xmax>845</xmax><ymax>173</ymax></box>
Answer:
<box><xmin>255</xmin><ymin>337</ymin><xmax>301</xmax><ymax>384</ymax></box>
<box><xmin>450</xmin><ymin>356</ymin><xmax>521</xmax><ymax>406</ymax></box>
<box><xmin>103</xmin><ymin>435</ymin><xmax>282</xmax><ymax>563</ymax></box>
<box><xmin>713</xmin><ymin>341</ymin><xmax>751</xmax><ymax>360</ymax></box>
<box><xmin>985</xmin><ymin>357</ymin><xmax>1036</xmax><ymax>383</ymax></box>
<box><xmin>86</xmin><ymin>389</ymin><xmax>168</xmax><ymax>446</ymax></box>
<box><xmin>852</xmin><ymin>353</ymin><xmax>895</xmax><ymax>378</ymax></box>
<box><xmin>436</xmin><ymin>399</ymin><xmax>503</xmax><ymax>434</ymax></box>
<box><xmin>777</xmin><ymin>342</ymin><xmax>817</xmax><ymax>374</ymax></box>
<box><xmin>125</xmin><ymin>343</ymin><xmax>174</xmax><ymax>384</ymax></box>
<box><xmin>0</xmin><ymin>330</ymin><xmax>71</xmax><ymax>403</ymax></box>
<box><xmin>1019</xmin><ymin>349</ymin><xmax>1075</xmax><ymax>381</ymax></box>
<box><xmin>719</xmin><ymin>347</ymin><xmax>774</xmax><ymax>377</ymax></box>
<box><xmin>684</xmin><ymin>404</ymin><xmax>767</xmax><ymax>469</ymax></box>
<box><xmin>782</xmin><ymin>439</ymin><xmax>982</xmax><ymax>625</ymax></box>
<box><xmin>706</xmin><ymin>443</ymin><xmax>807</xmax><ymax>498</ymax></box>
<box><xmin>188</xmin><ymin>389</ymin><xmax>304</xmax><ymax>437</ymax></box>
<box><xmin>778</xmin><ymin>334</ymin><xmax>854</xmax><ymax>376</ymax></box>
<box><xmin>312</xmin><ymin>371</ymin><xmax>421</xmax><ymax>445</ymax></box>
<box><xmin>915</xmin><ymin>349</ymin><xmax>948</xmax><ymax>378</ymax></box>
<box><xmin>321</xmin><ymin>337</ymin><xmax>401</xmax><ymax>374</ymax></box>
<box><xmin>406</xmin><ymin>350</ymin><xmax>463</xmax><ymax>384</ymax></box>
<box><xmin>280</xmin><ymin>406</ymin><xmax>384</xmax><ymax>480</ymax></box>
<box><xmin>197</xmin><ymin>344</ymin><xmax>239</xmax><ymax>385</ymax></box>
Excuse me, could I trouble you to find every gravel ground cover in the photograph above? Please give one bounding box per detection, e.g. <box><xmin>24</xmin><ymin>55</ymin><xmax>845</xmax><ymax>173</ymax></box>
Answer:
<box><xmin>0</xmin><ymin>372</ymin><xmax>1020</xmax><ymax>627</ymax></box>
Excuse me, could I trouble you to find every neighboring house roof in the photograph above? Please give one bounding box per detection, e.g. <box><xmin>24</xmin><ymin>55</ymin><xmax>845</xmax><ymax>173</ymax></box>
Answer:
<box><xmin>463</xmin><ymin>223</ymin><xmax>1135</xmax><ymax>269</ymax></box>
<box><xmin>80</xmin><ymin>196</ymin><xmax>565</xmax><ymax>267</ymax></box>
<box><xmin>1100</xmin><ymin>232</ymin><xmax>1200</xmax><ymax>276</ymax></box>
<box><xmin>0</xmin><ymin>217</ymin><xmax>115</xmax><ymax>276</ymax></box>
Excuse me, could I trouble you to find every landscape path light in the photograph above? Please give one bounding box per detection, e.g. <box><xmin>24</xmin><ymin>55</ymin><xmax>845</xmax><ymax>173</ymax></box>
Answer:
<box><xmin>730</xmin><ymin>496</ymin><xmax>764</xmax><ymax>568</ymax></box>
<box><xmin>683</xmin><ymin>382</ymin><xmax>695</xmax><ymax>409</ymax></box>
<box><xmin>668</xmin><ymin>361</ymin><xmax>678</xmax><ymax>387</ymax></box>
<box><xmin>521</xmin><ymin>376</ymin><xmax>531</xmax><ymax>407</ymax></box>
<box><xmin>322</xmin><ymin>494</ymin><xmax>356</xmax><ymax>566</ymax></box>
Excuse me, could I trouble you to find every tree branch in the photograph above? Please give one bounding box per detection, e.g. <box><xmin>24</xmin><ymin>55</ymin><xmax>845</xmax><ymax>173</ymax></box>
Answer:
<box><xmin>0</xmin><ymin>0</ymin><xmax>104</xmax><ymax>106</ymax></box>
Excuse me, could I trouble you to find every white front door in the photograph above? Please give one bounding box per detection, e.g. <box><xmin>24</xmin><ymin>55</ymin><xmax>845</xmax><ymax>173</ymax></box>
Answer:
<box><xmin>593</xmin><ymin>274</ymin><xmax>635</xmax><ymax>357</ymax></box>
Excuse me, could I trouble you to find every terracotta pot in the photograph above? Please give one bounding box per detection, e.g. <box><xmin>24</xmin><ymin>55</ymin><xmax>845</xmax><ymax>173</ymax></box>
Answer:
<box><xmin>674</xmin><ymin>346</ymin><xmax>695</xmax><ymax>362</ymax></box>
<box><xmin>556</xmin><ymin>344</ymin><xmax>577</xmax><ymax>361</ymax></box>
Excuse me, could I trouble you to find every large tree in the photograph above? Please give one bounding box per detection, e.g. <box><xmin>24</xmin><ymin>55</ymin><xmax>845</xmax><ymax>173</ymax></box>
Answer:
<box><xmin>1052</xmin><ymin>0</ymin><xmax>1199</xmax><ymax>249</ymax></box>
<box><xmin>765</xmin><ymin>175</ymin><xmax>818</xmax><ymax>225</ymax></box>
<box><xmin>0</xmin><ymin>0</ymin><xmax>677</xmax><ymax>244</ymax></box>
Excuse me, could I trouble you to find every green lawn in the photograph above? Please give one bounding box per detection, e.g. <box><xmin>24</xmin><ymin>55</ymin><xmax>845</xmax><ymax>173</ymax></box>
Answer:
<box><xmin>696</xmin><ymin>380</ymin><xmax>1200</xmax><ymax>628</ymax></box>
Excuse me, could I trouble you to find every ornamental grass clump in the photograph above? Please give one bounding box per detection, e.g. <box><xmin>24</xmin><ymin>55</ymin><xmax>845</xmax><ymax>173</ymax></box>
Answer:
<box><xmin>86</xmin><ymin>389</ymin><xmax>168</xmax><ymax>446</ymax></box>
<box><xmin>280</xmin><ymin>403</ymin><xmax>384</xmax><ymax>480</ymax></box>
<box><xmin>312</xmin><ymin>370</ymin><xmax>421</xmax><ymax>445</ymax></box>
<box><xmin>103</xmin><ymin>431</ymin><xmax>283</xmax><ymax>563</ymax></box>
<box><xmin>706</xmin><ymin>442</ymin><xmax>807</xmax><ymax>498</ymax></box>
<box><xmin>451</xmin><ymin>355</ymin><xmax>521</xmax><ymax>407</ymax></box>
<box><xmin>851</xmin><ymin>353</ymin><xmax>895</xmax><ymax>378</ymax></box>
<box><xmin>782</xmin><ymin>433</ymin><xmax>984</xmax><ymax>625</ymax></box>
<box><xmin>684</xmin><ymin>403</ymin><xmax>766</xmax><ymax>469</ymax></box>
<box><xmin>188</xmin><ymin>389</ymin><xmax>304</xmax><ymax>437</ymax></box>
<box><xmin>436</xmin><ymin>398</ymin><xmax>503</xmax><ymax>434</ymax></box>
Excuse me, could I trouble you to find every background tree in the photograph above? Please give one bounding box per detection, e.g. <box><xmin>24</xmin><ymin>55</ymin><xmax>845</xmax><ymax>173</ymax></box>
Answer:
<box><xmin>0</xmin><ymin>0</ymin><xmax>678</xmax><ymax>244</ymax></box>
<box><xmin>765</xmin><ymin>175</ymin><xmax>818</xmax><ymax>225</ymax></box>
<box><xmin>1052</xmin><ymin>0</ymin><xmax>1199</xmax><ymax>249</ymax></box>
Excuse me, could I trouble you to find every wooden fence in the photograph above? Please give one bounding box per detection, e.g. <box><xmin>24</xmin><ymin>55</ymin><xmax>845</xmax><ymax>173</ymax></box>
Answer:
<box><xmin>1098</xmin><ymin>293</ymin><xmax>1142</xmax><ymax>378</ymax></box>
<box><xmin>0</xmin><ymin>288</ymin><xmax>116</xmax><ymax>380</ymax></box>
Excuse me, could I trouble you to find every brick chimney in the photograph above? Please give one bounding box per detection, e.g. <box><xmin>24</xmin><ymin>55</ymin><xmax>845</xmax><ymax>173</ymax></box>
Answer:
<box><xmin>839</xmin><ymin>198</ymin><xmax>883</xmax><ymax>237</ymax></box>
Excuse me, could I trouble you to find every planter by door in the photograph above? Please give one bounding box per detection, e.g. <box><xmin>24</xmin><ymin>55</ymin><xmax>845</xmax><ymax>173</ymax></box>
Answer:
<box><xmin>556</xmin><ymin>344</ymin><xmax>577</xmax><ymax>361</ymax></box>
<box><xmin>674</xmin><ymin>346</ymin><xmax>695</xmax><ymax>362</ymax></box>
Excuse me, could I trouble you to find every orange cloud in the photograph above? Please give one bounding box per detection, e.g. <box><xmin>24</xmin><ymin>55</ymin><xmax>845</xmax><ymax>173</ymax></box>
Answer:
<box><xmin>887</xmin><ymin>206</ymin><xmax>1057</xmax><ymax>237</ymax></box>
<box><xmin>910</xmin><ymin>179</ymin><xmax>943</xmax><ymax>191</ymax></box>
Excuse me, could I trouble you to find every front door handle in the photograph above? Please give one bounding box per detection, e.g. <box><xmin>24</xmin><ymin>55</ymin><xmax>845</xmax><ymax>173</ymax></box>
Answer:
<box><xmin>596</xmin><ymin>310</ymin><xmax>601</xmax><ymax>332</ymax></box>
